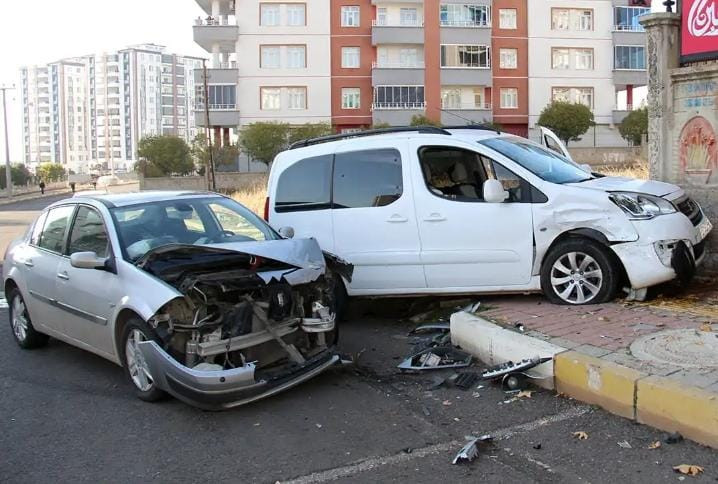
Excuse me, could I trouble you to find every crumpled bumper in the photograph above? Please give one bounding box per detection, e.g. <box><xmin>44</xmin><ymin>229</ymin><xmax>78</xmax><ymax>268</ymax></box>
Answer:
<box><xmin>137</xmin><ymin>340</ymin><xmax>340</xmax><ymax>410</ymax></box>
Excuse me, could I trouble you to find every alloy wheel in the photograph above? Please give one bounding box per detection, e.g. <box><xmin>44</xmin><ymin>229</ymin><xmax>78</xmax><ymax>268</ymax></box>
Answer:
<box><xmin>125</xmin><ymin>329</ymin><xmax>154</xmax><ymax>392</ymax></box>
<box><xmin>550</xmin><ymin>251</ymin><xmax>603</xmax><ymax>304</ymax></box>
<box><xmin>11</xmin><ymin>295</ymin><xmax>28</xmax><ymax>342</ymax></box>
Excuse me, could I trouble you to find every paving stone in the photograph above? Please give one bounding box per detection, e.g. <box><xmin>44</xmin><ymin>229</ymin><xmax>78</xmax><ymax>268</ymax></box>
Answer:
<box><xmin>574</xmin><ymin>344</ymin><xmax>613</xmax><ymax>358</ymax></box>
<box><xmin>548</xmin><ymin>337</ymin><xmax>581</xmax><ymax>349</ymax></box>
<box><xmin>668</xmin><ymin>369</ymin><xmax>718</xmax><ymax>389</ymax></box>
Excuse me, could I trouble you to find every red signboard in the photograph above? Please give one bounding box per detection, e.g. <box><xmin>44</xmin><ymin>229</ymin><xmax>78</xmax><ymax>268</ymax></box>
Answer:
<box><xmin>681</xmin><ymin>0</ymin><xmax>718</xmax><ymax>62</ymax></box>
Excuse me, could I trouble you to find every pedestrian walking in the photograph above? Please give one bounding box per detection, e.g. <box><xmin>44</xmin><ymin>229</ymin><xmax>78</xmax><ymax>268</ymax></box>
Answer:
<box><xmin>39</xmin><ymin>180</ymin><xmax>45</xmax><ymax>195</ymax></box>
<box><xmin>70</xmin><ymin>182</ymin><xmax>76</xmax><ymax>193</ymax></box>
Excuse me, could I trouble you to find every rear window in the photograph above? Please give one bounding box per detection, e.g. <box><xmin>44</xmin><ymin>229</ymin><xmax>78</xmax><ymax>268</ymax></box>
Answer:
<box><xmin>333</xmin><ymin>149</ymin><xmax>402</xmax><ymax>209</ymax></box>
<box><xmin>275</xmin><ymin>154</ymin><xmax>332</xmax><ymax>212</ymax></box>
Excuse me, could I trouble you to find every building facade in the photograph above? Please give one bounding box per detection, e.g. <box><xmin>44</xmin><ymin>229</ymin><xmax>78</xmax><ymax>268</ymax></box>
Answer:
<box><xmin>20</xmin><ymin>44</ymin><xmax>203</xmax><ymax>174</ymax></box>
<box><xmin>192</xmin><ymin>0</ymin><xmax>649</xmax><ymax>148</ymax></box>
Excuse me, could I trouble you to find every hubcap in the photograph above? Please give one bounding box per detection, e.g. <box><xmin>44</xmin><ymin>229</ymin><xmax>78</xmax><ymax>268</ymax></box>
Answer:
<box><xmin>11</xmin><ymin>296</ymin><xmax>28</xmax><ymax>342</ymax></box>
<box><xmin>550</xmin><ymin>251</ymin><xmax>603</xmax><ymax>304</ymax></box>
<box><xmin>125</xmin><ymin>329</ymin><xmax>154</xmax><ymax>392</ymax></box>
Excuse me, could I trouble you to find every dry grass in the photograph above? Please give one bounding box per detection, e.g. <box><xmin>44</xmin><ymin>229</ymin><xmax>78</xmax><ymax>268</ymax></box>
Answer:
<box><xmin>597</xmin><ymin>161</ymin><xmax>649</xmax><ymax>180</ymax></box>
<box><xmin>230</xmin><ymin>177</ymin><xmax>268</xmax><ymax>216</ymax></box>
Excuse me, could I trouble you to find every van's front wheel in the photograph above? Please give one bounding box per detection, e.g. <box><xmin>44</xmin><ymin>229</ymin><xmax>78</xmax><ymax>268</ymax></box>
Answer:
<box><xmin>540</xmin><ymin>239</ymin><xmax>619</xmax><ymax>305</ymax></box>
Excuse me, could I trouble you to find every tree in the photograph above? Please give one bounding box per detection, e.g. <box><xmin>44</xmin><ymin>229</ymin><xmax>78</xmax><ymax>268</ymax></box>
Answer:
<box><xmin>239</xmin><ymin>122</ymin><xmax>291</xmax><ymax>165</ymax></box>
<box><xmin>191</xmin><ymin>133</ymin><xmax>239</xmax><ymax>170</ymax></box>
<box><xmin>537</xmin><ymin>101</ymin><xmax>594</xmax><ymax>146</ymax></box>
<box><xmin>618</xmin><ymin>107</ymin><xmax>648</xmax><ymax>146</ymax></box>
<box><xmin>136</xmin><ymin>135</ymin><xmax>193</xmax><ymax>176</ymax></box>
<box><xmin>409</xmin><ymin>114</ymin><xmax>442</xmax><ymax>127</ymax></box>
<box><xmin>0</xmin><ymin>164</ymin><xmax>32</xmax><ymax>189</ymax></box>
<box><xmin>287</xmin><ymin>123</ymin><xmax>333</xmax><ymax>144</ymax></box>
<box><xmin>370</xmin><ymin>122</ymin><xmax>391</xmax><ymax>129</ymax></box>
<box><xmin>36</xmin><ymin>163</ymin><xmax>66</xmax><ymax>182</ymax></box>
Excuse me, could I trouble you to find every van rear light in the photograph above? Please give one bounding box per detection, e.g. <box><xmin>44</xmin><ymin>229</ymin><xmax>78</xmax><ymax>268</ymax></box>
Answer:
<box><xmin>263</xmin><ymin>197</ymin><xmax>270</xmax><ymax>221</ymax></box>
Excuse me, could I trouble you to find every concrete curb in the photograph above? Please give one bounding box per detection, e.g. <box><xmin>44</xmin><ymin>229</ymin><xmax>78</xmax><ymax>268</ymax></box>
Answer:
<box><xmin>450</xmin><ymin>311</ymin><xmax>718</xmax><ymax>449</ymax></box>
<box><xmin>0</xmin><ymin>189</ymin><xmax>72</xmax><ymax>206</ymax></box>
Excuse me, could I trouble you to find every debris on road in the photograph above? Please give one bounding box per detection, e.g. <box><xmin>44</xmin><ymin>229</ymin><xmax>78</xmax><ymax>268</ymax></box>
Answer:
<box><xmin>516</xmin><ymin>390</ymin><xmax>533</xmax><ymax>399</ymax></box>
<box><xmin>648</xmin><ymin>441</ymin><xmax>662</xmax><ymax>450</ymax></box>
<box><xmin>673</xmin><ymin>464</ymin><xmax>704</xmax><ymax>476</ymax></box>
<box><xmin>572</xmin><ymin>431</ymin><xmax>589</xmax><ymax>440</ymax></box>
<box><xmin>699</xmin><ymin>322</ymin><xmax>712</xmax><ymax>332</ymax></box>
<box><xmin>462</xmin><ymin>301</ymin><xmax>482</xmax><ymax>314</ymax></box>
<box><xmin>617</xmin><ymin>440</ymin><xmax>632</xmax><ymax>449</ymax></box>
<box><xmin>398</xmin><ymin>346</ymin><xmax>472</xmax><ymax>371</ymax></box>
<box><xmin>408</xmin><ymin>323</ymin><xmax>450</xmax><ymax>335</ymax></box>
<box><xmin>452</xmin><ymin>435</ymin><xmax>493</xmax><ymax>465</ymax></box>
<box><xmin>452</xmin><ymin>372</ymin><xmax>480</xmax><ymax>390</ymax></box>
<box><xmin>480</xmin><ymin>356</ymin><xmax>552</xmax><ymax>381</ymax></box>
<box><xmin>533</xmin><ymin>443</ymin><xmax>542</xmax><ymax>450</ymax></box>
<box><xmin>664</xmin><ymin>432</ymin><xmax>684</xmax><ymax>444</ymax></box>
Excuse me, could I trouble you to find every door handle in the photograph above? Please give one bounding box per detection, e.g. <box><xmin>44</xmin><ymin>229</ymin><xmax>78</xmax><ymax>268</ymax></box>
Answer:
<box><xmin>23</xmin><ymin>259</ymin><xmax>34</xmax><ymax>268</ymax></box>
<box><xmin>386</xmin><ymin>214</ymin><xmax>408</xmax><ymax>223</ymax></box>
<box><xmin>56</xmin><ymin>272</ymin><xmax>69</xmax><ymax>280</ymax></box>
<box><xmin>423</xmin><ymin>213</ymin><xmax>446</xmax><ymax>222</ymax></box>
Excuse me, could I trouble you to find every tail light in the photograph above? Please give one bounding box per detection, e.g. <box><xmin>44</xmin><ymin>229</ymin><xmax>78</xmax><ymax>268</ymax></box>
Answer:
<box><xmin>263</xmin><ymin>197</ymin><xmax>270</xmax><ymax>221</ymax></box>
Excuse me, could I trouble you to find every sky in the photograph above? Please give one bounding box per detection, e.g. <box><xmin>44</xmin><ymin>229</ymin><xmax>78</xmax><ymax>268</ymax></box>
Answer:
<box><xmin>0</xmin><ymin>1</ymin><xmax>665</xmax><ymax>163</ymax></box>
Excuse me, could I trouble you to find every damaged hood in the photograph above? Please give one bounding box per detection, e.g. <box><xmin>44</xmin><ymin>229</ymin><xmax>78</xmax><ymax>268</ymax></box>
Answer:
<box><xmin>566</xmin><ymin>176</ymin><xmax>680</xmax><ymax>197</ymax></box>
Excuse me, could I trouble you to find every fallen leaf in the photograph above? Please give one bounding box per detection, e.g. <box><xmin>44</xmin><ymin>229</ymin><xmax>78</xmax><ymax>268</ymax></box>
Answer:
<box><xmin>673</xmin><ymin>464</ymin><xmax>704</xmax><ymax>476</ymax></box>
<box><xmin>572</xmin><ymin>431</ymin><xmax>589</xmax><ymax>440</ymax></box>
<box><xmin>517</xmin><ymin>390</ymin><xmax>533</xmax><ymax>399</ymax></box>
<box><xmin>699</xmin><ymin>322</ymin><xmax>712</xmax><ymax>332</ymax></box>
<box><xmin>648</xmin><ymin>441</ymin><xmax>661</xmax><ymax>449</ymax></box>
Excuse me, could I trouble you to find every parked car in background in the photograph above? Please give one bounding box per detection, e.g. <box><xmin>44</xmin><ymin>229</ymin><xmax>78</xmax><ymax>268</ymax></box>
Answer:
<box><xmin>3</xmin><ymin>192</ymin><xmax>351</xmax><ymax>409</ymax></box>
<box><xmin>266</xmin><ymin>126</ymin><xmax>711</xmax><ymax>305</ymax></box>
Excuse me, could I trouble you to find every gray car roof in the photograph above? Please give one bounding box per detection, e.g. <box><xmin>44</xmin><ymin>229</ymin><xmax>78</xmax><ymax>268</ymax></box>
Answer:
<box><xmin>56</xmin><ymin>190</ymin><xmax>223</xmax><ymax>208</ymax></box>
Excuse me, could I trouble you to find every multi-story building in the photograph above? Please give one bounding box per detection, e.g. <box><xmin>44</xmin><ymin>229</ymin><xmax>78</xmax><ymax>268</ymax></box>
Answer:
<box><xmin>20</xmin><ymin>45</ymin><xmax>203</xmax><ymax>174</ymax></box>
<box><xmin>191</xmin><ymin>0</ymin><xmax>649</xmax><ymax>151</ymax></box>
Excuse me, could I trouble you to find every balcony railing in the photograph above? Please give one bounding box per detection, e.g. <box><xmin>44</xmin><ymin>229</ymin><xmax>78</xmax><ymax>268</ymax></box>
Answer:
<box><xmin>372</xmin><ymin>19</ymin><xmax>424</xmax><ymax>27</ymax></box>
<box><xmin>218</xmin><ymin>61</ymin><xmax>237</xmax><ymax>69</ymax></box>
<box><xmin>440</xmin><ymin>20</ymin><xmax>491</xmax><ymax>27</ymax></box>
<box><xmin>195</xmin><ymin>103</ymin><xmax>238</xmax><ymax>111</ymax></box>
<box><xmin>194</xmin><ymin>16</ymin><xmax>236</xmax><ymax>26</ymax></box>
<box><xmin>372</xmin><ymin>61</ymin><xmax>425</xmax><ymax>69</ymax></box>
<box><xmin>441</xmin><ymin>102</ymin><xmax>492</xmax><ymax>110</ymax></box>
<box><xmin>613</xmin><ymin>24</ymin><xmax>644</xmax><ymax>32</ymax></box>
<box><xmin>372</xmin><ymin>102</ymin><xmax>426</xmax><ymax>110</ymax></box>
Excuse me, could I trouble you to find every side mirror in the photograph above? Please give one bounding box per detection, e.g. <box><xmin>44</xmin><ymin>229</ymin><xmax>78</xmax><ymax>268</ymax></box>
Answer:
<box><xmin>483</xmin><ymin>179</ymin><xmax>508</xmax><ymax>203</ymax></box>
<box><xmin>70</xmin><ymin>251</ymin><xmax>107</xmax><ymax>270</ymax></box>
<box><xmin>580</xmin><ymin>163</ymin><xmax>592</xmax><ymax>173</ymax></box>
<box><xmin>278</xmin><ymin>226</ymin><xmax>295</xmax><ymax>239</ymax></box>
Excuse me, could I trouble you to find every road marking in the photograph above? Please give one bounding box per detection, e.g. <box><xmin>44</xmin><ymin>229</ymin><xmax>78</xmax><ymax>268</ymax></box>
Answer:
<box><xmin>281</xmin><ymin>405</ymin><xmax>591</xmax><ymax>484</ymax></box>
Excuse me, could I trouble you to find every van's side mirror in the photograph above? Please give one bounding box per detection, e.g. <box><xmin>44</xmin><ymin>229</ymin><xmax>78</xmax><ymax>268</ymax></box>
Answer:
<box><xmin>70</xmin><ymin>251</ymin><xmax>107</xmax><ymax>270</ymax></box>
<box><xmin>278</xmin><ymin>226</ymin><xmax>295</xmax><ymax>239</ymax></box>
<box><xmin>483</xmin><ymin>179</ymin><xmax>508</xmax><ymax>203</ymax></box>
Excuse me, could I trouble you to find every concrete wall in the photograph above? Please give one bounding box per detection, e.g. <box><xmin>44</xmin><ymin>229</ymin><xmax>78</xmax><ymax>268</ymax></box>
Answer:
<box><xmin>567</xmin><ymin>146</ymin><xmax>646</xmax><ymax>166</ymax></box>
<box><xmin>139</xmin><ymin>172</ymin><xmax>267</xmax><ymax>192</ymax></box>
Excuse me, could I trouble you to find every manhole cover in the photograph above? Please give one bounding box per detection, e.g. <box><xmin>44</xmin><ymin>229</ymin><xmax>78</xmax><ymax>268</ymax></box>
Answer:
<box><xmin>630</xmin><ymin>329</ymin><xmax>718</xmax><ymax>369</ymax></box>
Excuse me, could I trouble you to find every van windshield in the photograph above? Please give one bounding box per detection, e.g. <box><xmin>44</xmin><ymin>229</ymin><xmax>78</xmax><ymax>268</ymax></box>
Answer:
<box><xmin>479</xmin><ymin>137</ymin><xmax>592</xmax><ymax>184</ymax></box>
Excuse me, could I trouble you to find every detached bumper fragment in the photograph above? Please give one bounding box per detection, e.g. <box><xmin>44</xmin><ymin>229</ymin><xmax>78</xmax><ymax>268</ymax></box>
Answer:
<box><xmin>138</xmin><ymin>340</ymin><xmax>340</xmax><ymax>410</ymax></box>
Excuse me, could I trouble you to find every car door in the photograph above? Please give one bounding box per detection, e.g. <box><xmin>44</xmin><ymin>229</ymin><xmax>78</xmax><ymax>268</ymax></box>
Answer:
<box><xmin>410</xmin><ymin>139</ymin><xmax>534</xmax><ymax>289</ymax></box>
<box><xmin>23</xmin><ymin>204</ymin><xmax>76</xmax><ymax>333</ymax></box>
<box><xmin>539</xmin><ymin>126</ymin><xmax>573</xmax><ymax>161</ymax></box>
<box><xmin>55</xmin><ymin>205</ymin><xmax>119</xmax><ymax>357</ymax></box>
<box><xmin>331</xmin><ymin>139</ymin><xmax>426</xmax><ymax>292</ymax></box>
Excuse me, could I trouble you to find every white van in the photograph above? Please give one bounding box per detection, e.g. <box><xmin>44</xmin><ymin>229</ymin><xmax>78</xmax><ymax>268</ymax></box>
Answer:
<box><xmin>265</xmin><ymin>126</ymin><xmax>712</xmax><ymax>305</ymax></box>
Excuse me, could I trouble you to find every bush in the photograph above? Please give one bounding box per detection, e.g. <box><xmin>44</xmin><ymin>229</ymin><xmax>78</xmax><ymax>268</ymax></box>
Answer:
<box><xmin>537</xmin><ymin>102</ymin><xmax>594</xmax><ymax>146</ymax></box>
<box><xmin>618</xmin><ymin>107</ymin><xmax>648</xmax><ymax>146</ymax></box>
<box><xmin>409</xmin><ymin>114</ymin><xmax>442</xmax><ymax>127</ymax></box>
<box><xmin>239</xmin><ymin>122</ymin><xmax>334</xmax><ymax>165</ymax></box>
<box><xmin>137</xmin><ymin>135</ymin><xmax>193</xmax><ymax>176</ymax></box>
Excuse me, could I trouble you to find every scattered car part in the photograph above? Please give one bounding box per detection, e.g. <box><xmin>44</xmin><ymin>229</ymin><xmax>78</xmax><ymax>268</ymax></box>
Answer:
<box><xmin>452</xmin><ymin>435</ymin><xmax>493</xmax><ymax>465</ymax></box>
<box><xmin>462</xmin><ymin>301</ymin><xmax>481</xmax><ymax>313</ymax></box>
<box><xmin>502</xmin><ymin>373</ymin><xmax>528</xmax><ymax>391</ymax></box>
<box><xmin>481</xmin><ymin>356</ymin><xmax>553</xmax><ymax>381</ymax></box>
<box><xmin>398</xmin><ymin>346</ymin><xmax>472</xmax><ymax>371</ymax></box>
<box><xmin>408</xmin><ymin>322</ymin><xmax>450</xmax><ymax>335</ymax></box>
<box><xmin>453</xmin><ymin>372</ymin><xmax>480</xmax><ymax>390</ymax></box>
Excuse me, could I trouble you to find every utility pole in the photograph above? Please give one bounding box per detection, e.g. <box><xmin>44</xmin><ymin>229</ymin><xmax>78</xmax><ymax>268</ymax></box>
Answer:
<box><xmin>1</xmin><ymin>84</ymin><xmax>14</xmax><ymax>198</ymax></box>
<box><xmin>202</xmin><ymin>60</ymin><xmax>216</xmax><ymax>191</ymax></box>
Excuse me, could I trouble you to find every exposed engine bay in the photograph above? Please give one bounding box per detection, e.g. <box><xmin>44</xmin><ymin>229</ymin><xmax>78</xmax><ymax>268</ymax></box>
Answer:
<box><xmin>136</xmin><ymin>243</ymin><xmax>353</xmax><ymax>382</ymax></box>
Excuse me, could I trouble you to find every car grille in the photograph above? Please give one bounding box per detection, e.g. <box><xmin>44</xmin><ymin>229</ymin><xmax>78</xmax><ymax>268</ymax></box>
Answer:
<box><xmin>676</xmin><ymin>197</ymin><xmax>703</xmax><ymax>226</ymax></box>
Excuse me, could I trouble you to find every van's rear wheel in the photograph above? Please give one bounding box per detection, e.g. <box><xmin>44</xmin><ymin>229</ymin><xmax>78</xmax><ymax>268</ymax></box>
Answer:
<box><xmin>541</xmin><ymin>239</ymin><xmax>619</xmax><ymax>305</ymax></box>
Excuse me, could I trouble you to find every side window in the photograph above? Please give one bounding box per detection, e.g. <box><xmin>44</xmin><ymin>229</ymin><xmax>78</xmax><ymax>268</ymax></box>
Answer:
<box><xmin>333</xmin><ymin>149</ymin><xmax>402</xmax><ymax>209</ymax></box>
<box><xmin>38</xmin><ymin>205</ymin><xmax>75</xmax><ymax>254</ymax></box>
<box><xmin>481</xmin><ymin>158</ymin><xmax>525</xmax><ymax>203</ymax></box>
<box><xmin>30</xmin><ymin>211</ymin><xmax>49</xmax><ymax>246</ymax></box>
<box><xmin>275</xmin><ymin>155</ymin><xmax>332</xmax><ymax>212</ymax></box>
<box><xmin>419</xmin><ymin>146</ymin><xmax>488</xmax><ymax>201</ymax></box>
<box><xmin>68</xmin><ymin>206</ymin><xmax>110</xmax><ymax>258</ymax></box>
<box><xmin>544</xmin><ymin>134</ymin><xmax>565</xmax><ymax>157</ymax></box>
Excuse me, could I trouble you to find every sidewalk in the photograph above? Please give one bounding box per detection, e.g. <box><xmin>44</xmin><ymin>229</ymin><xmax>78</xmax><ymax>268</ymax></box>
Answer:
<box><xmin>452</xmin><ymin>282</ymin><xmax>718</xmax><ymax>448</ymax></box>
<box><xmin>0</xmin><ymin>187</ymin><xmax>72</xmax><ymax>206</ymax></box>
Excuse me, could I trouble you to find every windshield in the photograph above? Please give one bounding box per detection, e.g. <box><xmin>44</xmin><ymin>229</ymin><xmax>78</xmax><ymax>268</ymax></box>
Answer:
<box><xmin>110</xmin><ymin>197</ymin><xmax>278</xmax><ymax>262</ymax></box>
<box><xmin>480</xmin><ymin>136</ymin><xmax>591</xmax><ymax>184</ymax></box>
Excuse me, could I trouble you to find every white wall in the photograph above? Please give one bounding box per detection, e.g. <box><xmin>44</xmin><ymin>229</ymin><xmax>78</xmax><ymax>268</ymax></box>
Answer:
<box><xmin>374</xmin><ymin>3</ymin><xmax>424</xmax><ymax>26</ymax></box>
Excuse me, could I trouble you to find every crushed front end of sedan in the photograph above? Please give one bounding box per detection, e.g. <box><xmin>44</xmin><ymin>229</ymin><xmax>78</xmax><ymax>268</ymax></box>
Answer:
<box><xmin>133</xmin><ymin>239</ymin><xmax>352</xmax><ymax>410</ymax></box>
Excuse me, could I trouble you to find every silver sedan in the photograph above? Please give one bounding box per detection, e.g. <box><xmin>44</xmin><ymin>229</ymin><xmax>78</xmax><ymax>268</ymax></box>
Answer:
<box><xmin>3</xmin><ymin>191</ymin><xmax>351</xmax><ymax>409</ymax></box>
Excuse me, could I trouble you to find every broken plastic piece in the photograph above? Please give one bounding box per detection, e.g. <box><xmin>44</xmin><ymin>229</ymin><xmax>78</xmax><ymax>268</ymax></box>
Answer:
<box><xmin>452</xmin><ymin>435</ymin><xmax>492</xmax><ymax>465</ymax></box>
<box><xmin>398</xmin><ymin>346</ymin><xmax>472</xmax><ymax>371</ymax></box>
<box><xmin>408</xmin><ymin>322</ymin><xmax>450</xmax><ymax>335</ymax></box>
<box><xmin>481</xmin><ymin>356</ymin><xmax>552</xmax><ymax>381</ymax></box>
<box><xmin>462</xmin><ymin>301</ymin><xmax>481</xmax><ymax>313</ymax></box>
<box><xmin>454</xmin><ymin>372</ymin><xmax>480</xmax><ymax>390</ymax></box>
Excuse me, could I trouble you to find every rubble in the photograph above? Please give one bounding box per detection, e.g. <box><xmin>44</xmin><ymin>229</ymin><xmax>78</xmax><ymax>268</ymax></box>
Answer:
<box><xmin>397</xmin><ymin>347</ymin><xmax>472</xmax><ymax>371</ymax></box>
<box><xmin>452</xmin><ymin>435</ymin><xmax>493</xmax><ymax>465</ymax></box>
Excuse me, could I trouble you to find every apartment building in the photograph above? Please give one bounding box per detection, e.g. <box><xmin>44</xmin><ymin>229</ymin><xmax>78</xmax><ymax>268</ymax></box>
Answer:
<box><xmin>527</xmin><ymin>0</ymin><xmax>650</xmax><ymax>146</ymax></box>
<box><xmin>20</xmin><ymin>45</ymin><xmax>203</xmax><ymax>174</ymax></box>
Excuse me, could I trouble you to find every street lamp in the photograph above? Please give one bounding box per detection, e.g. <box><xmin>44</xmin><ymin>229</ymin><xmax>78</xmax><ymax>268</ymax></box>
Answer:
<box><xmin>1</xmin><ymin>84</ymin><xmax>14</xmax><ymax>198</ymax></box>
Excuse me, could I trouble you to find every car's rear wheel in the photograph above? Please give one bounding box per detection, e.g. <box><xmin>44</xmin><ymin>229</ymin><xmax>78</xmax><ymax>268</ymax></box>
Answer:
<box><xmin>8</xmin><ymin>288</ymin><xmax>49</xmax><ymax>349</ymax></box>
<box><xmin>120</xmin><ymin>318</ymin><xmax>166</xmax><ymax>402</ymax></box>
<box><xmin>540</xmin><ymin>239</ymin><xmax>619</xmax><ymax>305</ymax></box>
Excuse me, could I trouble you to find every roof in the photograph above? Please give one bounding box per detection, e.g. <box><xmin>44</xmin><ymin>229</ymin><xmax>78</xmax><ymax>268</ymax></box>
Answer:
<box><xmin>63</xmin><ymin>190</ymin><xmax>222</xmax><ymax>208</ymax></box>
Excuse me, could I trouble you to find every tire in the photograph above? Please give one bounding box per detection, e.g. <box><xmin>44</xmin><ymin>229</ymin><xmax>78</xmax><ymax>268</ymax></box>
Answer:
<box><xmin>119</xmin><ymin>317</ymin><xmax>166</xmax><ymax>402</ymax></box>
<box><xmin>540</xmin><ymin>238</ymin><xmax>619</xmax><ymax>305</ymax></box>
<box><xmin>8</xmin><ymin>288</ymin><xmax>49</xmax><ymax>349</ymax></box>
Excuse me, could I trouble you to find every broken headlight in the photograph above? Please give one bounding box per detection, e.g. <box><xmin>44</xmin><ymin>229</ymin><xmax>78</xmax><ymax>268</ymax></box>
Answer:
<box><xmin>609</xmin><ymin>192</ymin><xmax>676</xmax><ymax>220</ymax></box>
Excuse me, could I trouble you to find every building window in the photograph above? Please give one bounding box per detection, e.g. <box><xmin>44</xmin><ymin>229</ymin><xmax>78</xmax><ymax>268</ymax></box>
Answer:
<box><xmin>440</xmin><ymin>45</ymin><xmax>490</xmax><ymax>68</ymax></box>
<box><xmin>500</xmin><ymin>88</ymin><xmax>518</xmax><ymax>109</ymax></box>
<box><xmin>341</xmin><ymin>47</ymin><xmax>360</xmax><ymax>68</ymax></box>
<box><xmin>341</xmin><ymin>88</ymin><xmax>361</xmax><ymax>109</ymax></box>
<box><xmin>373</xmin><ymin>86</ymin><xmax>425</xmax><ymax>109</ymax></box>
<box><xmin>399</xmin><ymin>48</ymin><xmax>419</xmax><ymax>67</ymax></box>
<box><xmin>551</xmin><ymin>48</ymin><xmax>593</xmax><ymax>70</ymax></box>
<box><xmin>260</xmin><ymin>4</ymin><xmax>280</xmax><ymax>26</ymax></box>
<box><xmin>551</xmin><ymin>8</ymin><xmax>593</xmax><ymax>31</ymax></box>
<box><xmin>399</xmin><ymin>7</ymin><xmax>419</xmax><ymax>26</ymax></box>
<box><xmin>341</xmin><ymin>6</ymin><xmax>360</xmax><ymax>27</ymax></box>
<box><xmin>287</xmin><ymin>4</ymin><xmax>306</xmax><ymax>26</ymax></box>
<box><xmin>615</xmin><ymin>46</ymin><xmax>646</xmax><ymax>70</ymax></box>
<box><xmin>376</xmin><ymin>7</ymin><xmax>387</xmax><ymax>26</ymax></box>
<box><xmin>441</xmin><ymin>88</ymin><xmax>462</xmax><ymax>109</ymax></box>
<box><xmin>287</xmin><ymin>87</ymin><xmax>307</xmax><ymax>109</ymax></box>
<box><xmin>499</xmin><ymin>48</ymin><xmax>517</xmax><ymax>69</ymax></box>
<box><xmin>614</xmin><ymin>6</ymin><xmax>650</xmax><ymax>31</ymax></box>
<box><xmin>260</xmin><ymin>87</ymin><xmax>281</xmax><ymax>110</ymax></box>
<box><xmin>552</xmin><ymin>87</ymin><xmax>594</xmax><ymax>108</ymax></box>
<box><xmin>207</xmin><ymin>85</ymin><xmax>236</xmax><ymax>109</ymax></box>
<box><xmin>440</xmin><ymin>4</ymin><xmax>490</xmax><ymax>27</ymax></box>
<box><xmin>260</xmin><ymin>46</ymin><xmax>281</xmax><ymax>68</ymax></box>
<box><xmin>287</xmin><ymin>46</ymin><xmax>306</xmax><ymax>68</ymax></box>
<box><xmin>499</xmin><ymin>9</ymin><xmax>517</xmax><ymax>29</ymax></box>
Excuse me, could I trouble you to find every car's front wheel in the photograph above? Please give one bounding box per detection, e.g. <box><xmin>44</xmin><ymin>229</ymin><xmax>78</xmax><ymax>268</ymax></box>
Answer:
<box><xmin>540</xmin><ymin>239</ymin><xmax>619</xmax><ymax>305</ymax></box>
<box><xmin>8</xmin><ymin>288</ymin><xmax>49</xmax><ymax>349</ymax></box>
<box><xmin>120</xmin><ymin>318</ymin><xmax>166</xmax><ymax>402</ymax></box>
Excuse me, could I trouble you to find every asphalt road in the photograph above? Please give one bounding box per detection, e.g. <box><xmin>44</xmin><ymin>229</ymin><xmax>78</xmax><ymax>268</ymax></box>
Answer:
<box><xmin>1</xmin><ymin>194</ymin><xmax>717</xmax><ymax>483</ymax></box>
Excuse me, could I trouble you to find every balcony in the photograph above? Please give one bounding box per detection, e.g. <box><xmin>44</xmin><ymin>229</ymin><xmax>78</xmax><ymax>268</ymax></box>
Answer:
<box><xmin>372</xmin><ymin>102</ymin><xmax>425</xmax><ymax>125</ymax></box>
<box><xmin>194</xmin><ymin>66</ymin><xmax>238</xmax><ymax>85</ymax></box>
<box><xmin>193</xmin><ymin>17</ymin><xmax>238</xmax><ymax>52</ymax></box>
<box><xmin>372</xmin><ymin>21</ymin><xmax>424</xmax><ymax>45</ymax></box>
<box><xmin>612</xmin><ymin>105</ymin><xmax>641</xmax><ymax>124</ymax></box>
<box><xmin>194</xmin><ymin>103</ymin><xmax>240</xmax><ymax>127</ymax></box>
<box><xmin>440</xmin><ymin>103</ymin><xmax>493</xmax><ymax>125</ymax></box>
<box><xmin>372</xmin><ymin>62</ymin><xmax>425</xmax><ymax>84</ymax></box>
<box><xmin>194</xmin><ymin>0</ymin><xmax>235</xmax><ymax>15</ymax></box>
<box><xmin>440</xmin><ymin>68</ymin><xmax>492</xmax><ymax>86</ymax></box>
<box><xmin>613</xmin><ymin>69</ymin><xmax>647</xmax><ymax>87</ymax></box>
<box><xmin>612</xmin><ymin>27</ymin><xmax>646</xmax><ymax>47</ymax></box>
